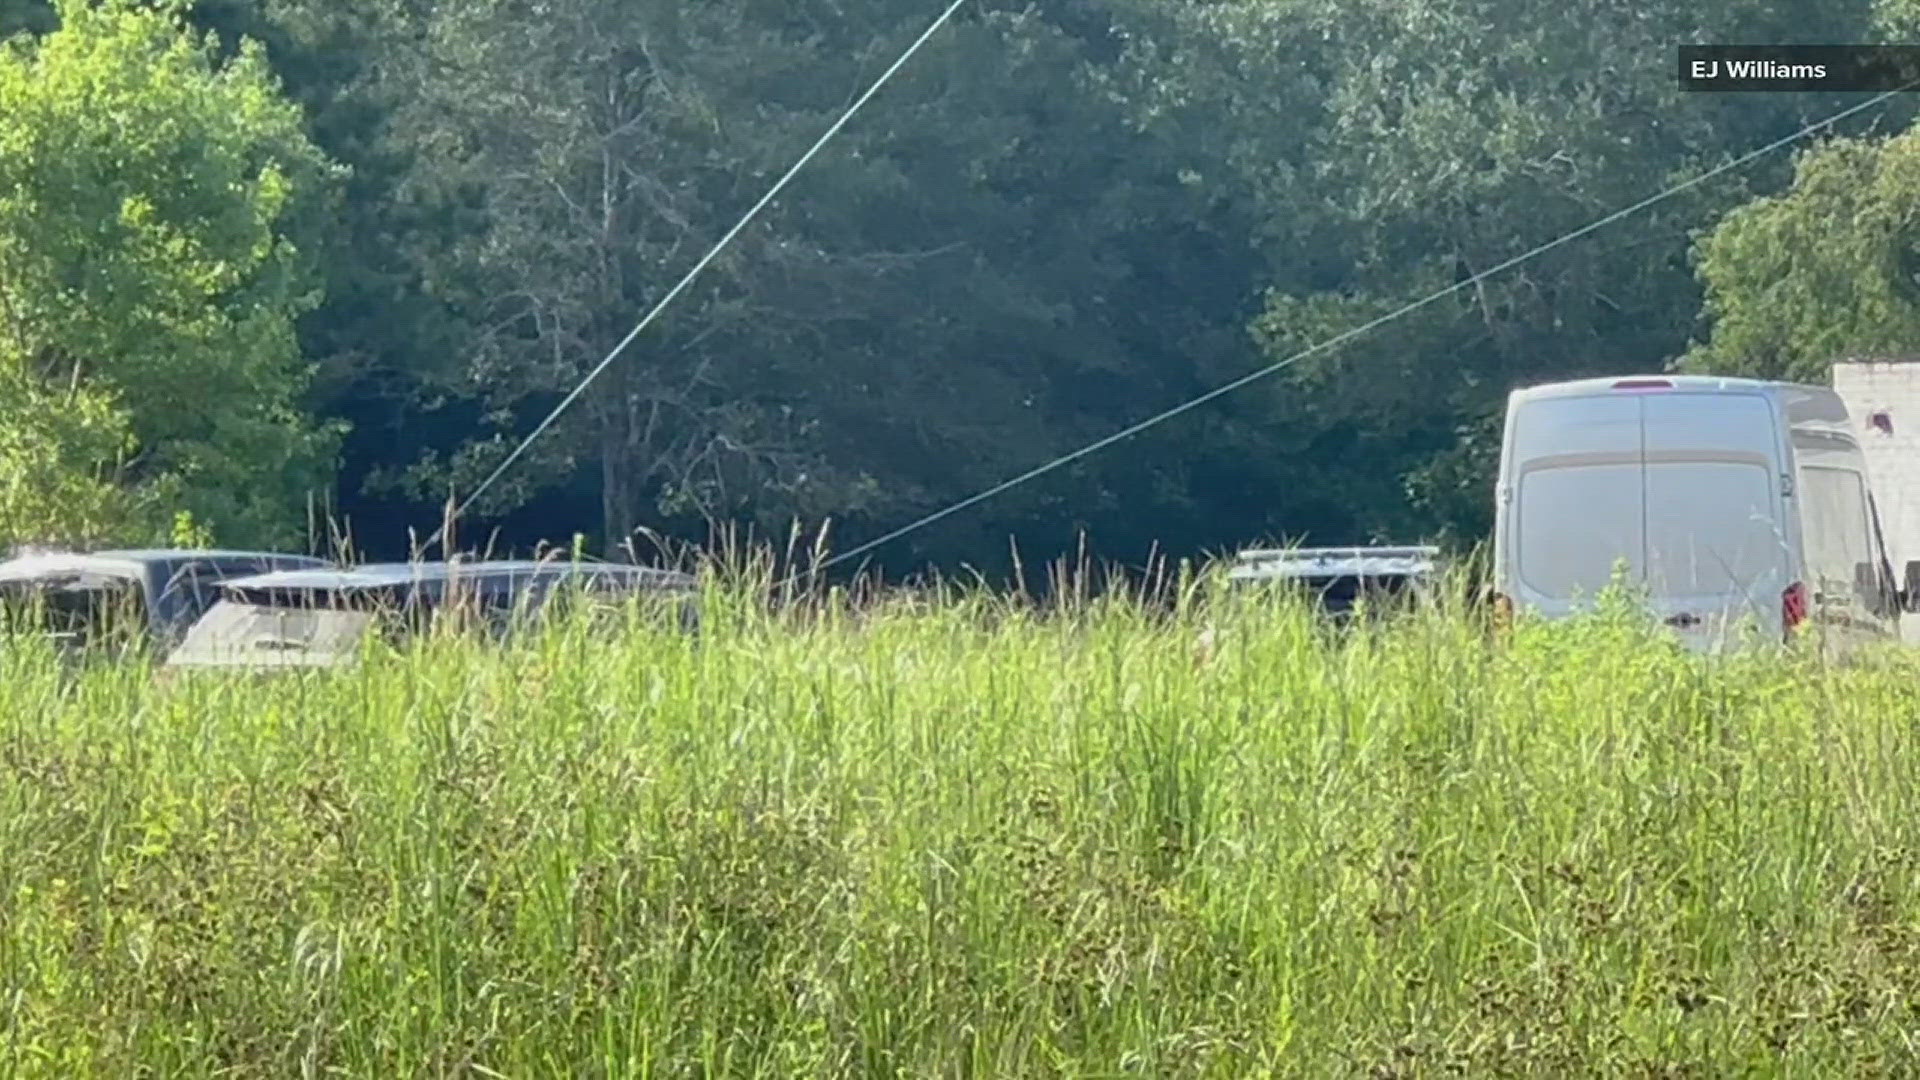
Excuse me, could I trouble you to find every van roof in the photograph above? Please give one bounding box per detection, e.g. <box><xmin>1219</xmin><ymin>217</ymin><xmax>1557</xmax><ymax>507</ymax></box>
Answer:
<box><xmin>1509</xmin><ymin>374</ymin><xmax>1808</xmax><ymax>401</ymax></box>
<box><xmin>1508</xmin><ymin>375</ymin><xmax>1851</xmax><ymax>435</ymax></box>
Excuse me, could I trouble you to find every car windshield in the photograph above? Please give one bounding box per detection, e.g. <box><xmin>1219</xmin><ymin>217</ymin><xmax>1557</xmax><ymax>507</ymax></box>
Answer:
<box><xmin>165</xmin><ymin>586</ymin><xmax>400</xmax><ymax>668</ymax></box>
<box><xmin>0</xmin><ymin>574</ymin><xmax>147</xmax><ymax>648</ymax></box>
<box><xmin>165</xmin><ymin>571</ymin><xmax>691</xmax><ymax>669</ymax></box>
<box><xmin>1231</xmin><ymin>571</ymin><xmax>1423</xmax><ymax>620</ymax></box>
<box><xmin>1301</xmin><ymin>574</ymin><xmax>1417</xmax><ymax>614</ymax></box>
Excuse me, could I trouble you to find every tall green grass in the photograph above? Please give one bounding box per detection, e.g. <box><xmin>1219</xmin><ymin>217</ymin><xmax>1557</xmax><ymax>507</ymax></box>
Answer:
<box><xmin>4</xmin><ymin>562</ymin><xmax>1920</xmax><ymax>1076</ymax></box>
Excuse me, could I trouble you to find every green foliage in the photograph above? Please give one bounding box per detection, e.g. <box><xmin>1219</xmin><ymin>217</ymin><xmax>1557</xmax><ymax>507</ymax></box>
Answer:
<box><xmin>4</xmin><ymin>0</ymin><xmax>1909</xmax><ymax>563</ymax></box>
<box><xmin>7</xmin><ymin>572</ymin><xmax>1920</xmax><ymax>1071</ymax></box>
<box><xmin>1167</xmin><ymin>0</ymin><xmax>1888</xmax><ymax>540</ymax></box>
<box><xmin>169</xmin><ymin>508</ymin><xmax>214</xmax><ymax>548</ymax></box>
<box><xmin>1684</xmin><ymin>129</ymin><xmax>1920</xmax><ymax>382</ymax></box>
<box><xmin>0</xmin><ymin>0</ymin><xmax>343</xmax><ymax>548</ymax></box>
<box><xmin>114</xmin><ymin>0</ymin><xmax>1893</xmax><ymax>566</ymax></box>
<box><xmin>326</xmin><ymin>0</ymin><xmax>1243</xmax><ymax>560</ymax></box>
<box><xmin>0</xmin><ymin>359</ymin><xmax>146</xmax><ymax>544</ymax></box>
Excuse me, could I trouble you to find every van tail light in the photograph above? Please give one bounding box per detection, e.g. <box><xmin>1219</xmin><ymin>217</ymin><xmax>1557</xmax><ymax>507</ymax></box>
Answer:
<box><xmin>1782</xmin><ymin>581</ymin><xmax>1808</xmax><ymax>635</ymax></box>
<box><xmin>1491</xmin><ymin>591</ymin><xmax>1513</xmax><ymax>637</ymax></box>
<box><xmin>1611</xmin><ymin>378</ymin><xmax>1673</xmax><ymax>391</ymax></box>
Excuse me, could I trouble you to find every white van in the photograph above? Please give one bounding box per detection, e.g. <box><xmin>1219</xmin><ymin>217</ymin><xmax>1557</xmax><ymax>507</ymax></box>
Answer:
<box><xmin>1492</xmin><ymin>375</ymin><xmax>1919</xmax><ymax>652</ymax></box>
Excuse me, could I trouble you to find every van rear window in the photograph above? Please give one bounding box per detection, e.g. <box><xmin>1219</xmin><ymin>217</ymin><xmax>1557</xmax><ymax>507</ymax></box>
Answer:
<box><xmin>1641</xmin><ymin>393</ymin><xmax>1777</xmax><ymax>456</ymax></box>
<box><xmin>1510</xmin><ymin>395</ymin><xmax>1640</xmax><ymax>461</ymax></box>
<box><xmin>1517</xmin><ymin>462</ymin><xmax>1643</xmax><ymax>598</ymax></box>
<box><xmin>1644</xmin><ymin>461</ymin><xmax>1783</xmax><ymax>597</ymax></box>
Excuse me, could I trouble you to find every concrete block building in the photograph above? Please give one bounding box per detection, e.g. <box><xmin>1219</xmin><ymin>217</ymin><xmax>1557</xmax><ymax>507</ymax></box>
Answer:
<box><xmin>1832</xmin><ymin>360</ymin><xmax>1920</xmax><ymax>641</ymax></box>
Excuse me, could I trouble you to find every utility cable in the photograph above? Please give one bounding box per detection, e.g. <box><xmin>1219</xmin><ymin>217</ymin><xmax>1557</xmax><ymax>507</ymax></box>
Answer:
<box><xmin>783</xmin><ymin>84</ymin><xmax>1913</xmax><ymax>584</ymax></box>
<box><xmin>425</xmin><ymin>0</ymin><xmax>973</xmax><ymax>552</ymax></box>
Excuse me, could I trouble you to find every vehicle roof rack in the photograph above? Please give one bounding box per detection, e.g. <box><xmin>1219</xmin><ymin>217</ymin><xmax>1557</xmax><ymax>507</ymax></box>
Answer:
<box><xmin>1227</xmin><ymin>545</ymin><xmax>1441</xmax><ymax>581</ymax></box>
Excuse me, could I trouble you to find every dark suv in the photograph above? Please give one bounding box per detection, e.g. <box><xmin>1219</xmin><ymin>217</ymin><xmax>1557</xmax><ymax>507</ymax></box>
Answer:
<box><xmin>0</xmin><ymin>548</ymin><xmax>331</xmax><ymax>654</ymax></box>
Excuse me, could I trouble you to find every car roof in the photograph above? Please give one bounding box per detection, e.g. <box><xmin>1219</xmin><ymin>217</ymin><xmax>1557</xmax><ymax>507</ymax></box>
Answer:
<box><xmin>0</xmin><ymin>548</ymin><xmax>327</xmax><ymax>582</ymax></box>
<box><xmin>220</xmin><ymin>559</ymin><xmax>696</xmax><ymax>594</ymax></box>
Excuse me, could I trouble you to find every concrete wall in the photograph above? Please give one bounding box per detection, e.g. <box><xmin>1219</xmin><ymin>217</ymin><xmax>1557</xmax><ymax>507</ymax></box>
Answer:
<box><xmin>1831</xmin><ymin>361</ymin><xmax>1920</xmax><ymax>641</ymax></box>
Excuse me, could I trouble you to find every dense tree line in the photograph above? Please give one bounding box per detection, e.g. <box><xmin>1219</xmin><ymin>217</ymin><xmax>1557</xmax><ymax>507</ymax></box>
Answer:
<box><xmin>1</xmin><ymin>0</ymin><xmax>1916</xmax><ymax>573</ymax></box>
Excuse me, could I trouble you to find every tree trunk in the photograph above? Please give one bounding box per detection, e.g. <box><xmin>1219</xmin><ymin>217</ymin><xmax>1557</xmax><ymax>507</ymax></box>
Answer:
<box><xmin>597</xmin><ymin>361</ymin><xmax>639</xmax><ymax>555</ymax></box>
<box><xmin>600</xmin><ymin>454</ymin><xmax>637</xmax><ymax>556</ymax></box>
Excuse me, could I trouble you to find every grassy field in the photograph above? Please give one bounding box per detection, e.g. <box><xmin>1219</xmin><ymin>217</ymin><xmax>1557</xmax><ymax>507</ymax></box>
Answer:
<box><xmin>5</xmin><ymin>566</ymin><xmax>1920</xmax><ymax>1076</ymax></box>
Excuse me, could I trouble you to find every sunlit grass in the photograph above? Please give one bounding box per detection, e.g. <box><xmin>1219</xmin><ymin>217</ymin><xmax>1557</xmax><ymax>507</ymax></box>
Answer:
<box><xmin>4</xmin><ymin>559</ymin><xmax>1920</xmax><ymax>1075</ymax></box>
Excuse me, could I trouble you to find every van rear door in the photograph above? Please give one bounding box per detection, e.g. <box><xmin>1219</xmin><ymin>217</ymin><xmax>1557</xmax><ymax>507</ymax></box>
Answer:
<box><xmin>1505</xmin><ymin>393</ymin><xmax>1645</xmax><ymax>619</ymax></box>
<box><xmin>1504</xmin><ymin>387</ymin><xmax>1789</xmax><ymax>646</ymax></box>
<box><xmin>1639</xmin><ymin>392</ymin><xmax>1789</xmax><ymax>647</ymax></box>
<box><xmin>1794</xmin><ymin>447</ymin><xmax>1898</xmax><ymax>648</ymax></box>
